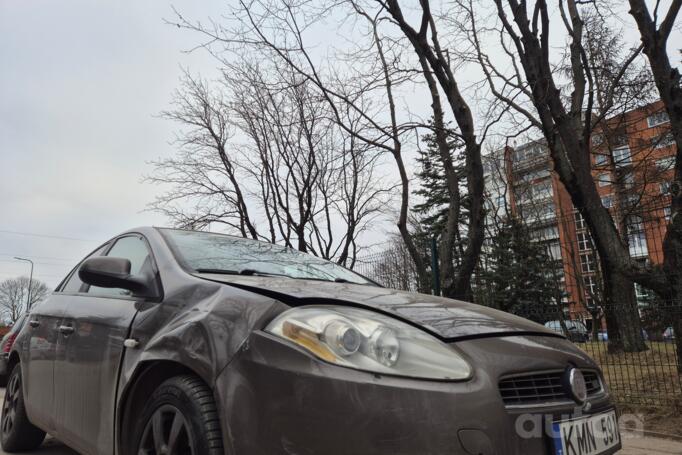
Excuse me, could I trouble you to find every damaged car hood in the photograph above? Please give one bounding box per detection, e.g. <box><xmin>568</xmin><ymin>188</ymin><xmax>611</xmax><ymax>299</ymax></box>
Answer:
<box><xmin>196</xmin><ymin>274</ymin><xmax>560</xmax><ymax>341</ymax></box>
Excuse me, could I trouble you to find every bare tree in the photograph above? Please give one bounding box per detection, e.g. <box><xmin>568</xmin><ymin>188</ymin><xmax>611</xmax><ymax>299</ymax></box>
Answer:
<box><xmin>376</xmin><ymin>0</ymin><xmax>487</xmax><ymax>300</ymax></box>
<box><xmin>449</xmin><ymin>0</ymin><xmax>677</xmax><ymax>352</ymax></box>
<box><xmin>627</xmin><ymin>0</ymin><xmax>682</xmax><ymax>361</ymax></box>
<box><xmin>168</xmin><ymin>0</ymin><xmax>495</xmax><ymax>298</ymax></box>
<box><xmin>0</xmin><ymin>277</ymin><xmax>48</xmax><ymax>323</ymax></box>
<box><xmin>168</xmin><ymin>0</ymin><xmax>435</xmax><ymax>287</ymax></box>
<box><xmin>147</xmin><ymin>72</ymin><xmax>259</xmax><ymax>237</ymax></box>
<box><xmin>147</xmin><ymin>64</ymin><xmax>391</xmax><ymax>266</ymax></box>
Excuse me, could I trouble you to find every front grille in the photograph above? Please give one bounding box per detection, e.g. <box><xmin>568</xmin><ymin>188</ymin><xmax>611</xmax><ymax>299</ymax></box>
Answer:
<box><xmin>499</xmin><ymin>370</ymin><xmax>603</xmax><ymax>406</ymax></box>
<box><xmin>583</xmin><ymin>370</ymin><xmax>602</xmax><ymax>395</ymax></box>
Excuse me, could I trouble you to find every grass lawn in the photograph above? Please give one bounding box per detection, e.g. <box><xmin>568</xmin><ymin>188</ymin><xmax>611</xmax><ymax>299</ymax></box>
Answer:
<box><xmin>575</xmin><ymin>341</ymin><xmax>682</xmax><ymax>436</ymax></box>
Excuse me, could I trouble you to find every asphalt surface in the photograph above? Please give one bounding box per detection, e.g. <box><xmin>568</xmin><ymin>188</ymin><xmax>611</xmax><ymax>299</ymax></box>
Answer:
<box><xmin>0</xmin><ymin>388</ymin><xmax>679</xmax><ymax>454</ymax></box>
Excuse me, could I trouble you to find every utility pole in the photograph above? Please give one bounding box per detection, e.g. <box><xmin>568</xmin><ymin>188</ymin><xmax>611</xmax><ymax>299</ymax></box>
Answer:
<box><xmin>14</xmin><ymin>257</ymin><xmax>34</xmax><ymax>311</ymax></box>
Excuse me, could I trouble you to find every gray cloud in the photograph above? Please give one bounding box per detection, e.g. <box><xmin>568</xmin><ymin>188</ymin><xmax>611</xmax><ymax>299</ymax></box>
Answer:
<box><xmin>0</xmin><ymin>0</ymin><xmax>222</xmax><ymax>286</ymax></box>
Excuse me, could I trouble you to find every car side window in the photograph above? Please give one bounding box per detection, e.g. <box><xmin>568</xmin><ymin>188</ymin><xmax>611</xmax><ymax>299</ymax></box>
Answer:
<box><xmin>60</xmin><ymin>244</ymin><xmax>109</xmax><ymax>294</ymax></box>
<box><xmin>87</xmin><ymin>235</ymin><xmax>152</xmax><ymax>297</ymax></box>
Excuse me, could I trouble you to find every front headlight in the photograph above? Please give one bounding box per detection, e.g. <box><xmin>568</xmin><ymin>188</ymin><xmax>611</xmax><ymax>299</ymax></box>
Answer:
<box><xmin>265</xmin><ymin>306</ymin><xmax>472</xmax><ymax>381</ymax></box>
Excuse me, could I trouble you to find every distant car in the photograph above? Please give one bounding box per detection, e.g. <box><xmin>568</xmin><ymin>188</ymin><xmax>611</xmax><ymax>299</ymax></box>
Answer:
<box><xmin>663</xmin><ymin>327</ymin><xmax>676</xmax><ymax>342</ymax></box>
<box><xmin>0</xmin><ymin>314</ymin><xmax>28</xmax><ymax>386</ymax></box>
<box><xmin>544</xmin><ymin>320</ymin><xmax>590</xmax><ymax>342</ymax></box>
<box><xmin>1</xmin><ymin>228</ymin><xmax>619</xmax><ymax>455</ymax></box>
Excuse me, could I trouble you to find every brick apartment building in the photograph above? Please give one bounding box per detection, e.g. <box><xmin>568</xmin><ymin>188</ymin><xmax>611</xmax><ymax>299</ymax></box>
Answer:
<box><xmin>483</xmin><ymin>101</ymin><xmax>676</xmax><ymax>326</ymax></box>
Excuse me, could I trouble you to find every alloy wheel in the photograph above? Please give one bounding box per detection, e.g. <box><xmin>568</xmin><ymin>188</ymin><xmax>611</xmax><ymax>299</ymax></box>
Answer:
<box><xmin>1</xmin><ymin>371</ymin><xmax>20</xmax><ymax>437</ymax></box>
<box><xmin>138</xmin><ymin>404</ymin><xmax>195</xmax><ymax>455</ymax></box>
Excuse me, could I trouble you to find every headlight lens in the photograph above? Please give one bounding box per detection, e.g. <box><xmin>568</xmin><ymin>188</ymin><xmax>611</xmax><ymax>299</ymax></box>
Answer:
<box><xmin>265</xmin><ymin>306</ymin><xmax>472</xmax><ymax>381</ymax></box>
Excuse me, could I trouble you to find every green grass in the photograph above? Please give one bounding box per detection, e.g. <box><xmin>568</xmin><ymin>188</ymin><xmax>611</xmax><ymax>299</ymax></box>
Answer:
<box><xmin>575</xmin><ymin>341</ymin><xmax>682</xmax><ymax>409</ymax></box>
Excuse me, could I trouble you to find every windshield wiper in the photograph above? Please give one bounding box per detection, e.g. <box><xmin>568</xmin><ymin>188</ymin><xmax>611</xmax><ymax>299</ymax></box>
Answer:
<box><xmin>194</xmin><ymin>268</ymin><xmax>240</xmax><ymax>275</ymax></box>
<box><xmin>194</xmin><ymin>268</ymin><xmax>369</xmax><ymax>284</ymax></box>
<box><xmin>194</xmin><ymin>268</ymin><xmax>286</xmax><ymax>278</ymax></box>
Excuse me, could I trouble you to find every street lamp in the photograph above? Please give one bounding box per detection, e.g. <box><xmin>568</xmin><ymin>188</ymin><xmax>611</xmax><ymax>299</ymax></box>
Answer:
<box><xmin>14</xmin><ymin>257</ymin><xmax>34</xmax><ymax>311</ymax></box>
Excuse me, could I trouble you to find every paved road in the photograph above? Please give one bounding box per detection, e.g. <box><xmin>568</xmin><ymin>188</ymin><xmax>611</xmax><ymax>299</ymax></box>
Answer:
<box><xmin>3</xmin><ymin>435</ymin><xmax>681</xmax><ymax>455</ymax></box>
<box><xmin>0</xmin><ymin>389</ymin><xmax>679</xmax><ymax>455</ymax></box>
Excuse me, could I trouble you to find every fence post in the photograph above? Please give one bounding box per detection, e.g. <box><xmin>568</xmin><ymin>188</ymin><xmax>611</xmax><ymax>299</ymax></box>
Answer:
<box><xmin>431</xmin><ymin>236</ymin><xmax>441</xmax><ymax>296</ymax></box>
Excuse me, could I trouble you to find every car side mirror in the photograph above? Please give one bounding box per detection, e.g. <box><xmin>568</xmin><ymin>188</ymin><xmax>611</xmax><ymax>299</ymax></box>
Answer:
<box><xmin>79</xmin><ymin>256</ymin><xmax>158</xmax><ymax>298</ymax></box>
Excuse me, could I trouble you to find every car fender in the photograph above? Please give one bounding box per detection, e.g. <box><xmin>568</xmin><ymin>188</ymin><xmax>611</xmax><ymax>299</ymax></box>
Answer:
<box><xmin>114</xmin><ymin>280</ymin><xmax>289</xmax><ymax>454</ymax></box>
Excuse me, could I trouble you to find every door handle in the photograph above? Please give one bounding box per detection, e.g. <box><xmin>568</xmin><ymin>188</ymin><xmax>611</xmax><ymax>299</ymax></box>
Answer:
<box><xmin>29</xmin><ymin>320</ymin><xmax>40</xmax><ymax>328</ymax></box>
<box><xmin>58</xmin><ymin>325</ymin><xmax>74</xmax><ymax>335</ymax></box>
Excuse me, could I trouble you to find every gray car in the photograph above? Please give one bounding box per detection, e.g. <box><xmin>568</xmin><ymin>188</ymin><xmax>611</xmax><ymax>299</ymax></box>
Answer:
<box><xmin>0</xmin><ymin>313</ymin><xmax>28</xmax><ymax>386</ymax></box>
<box><xmin>1</xmin><ymin>227</ymin><xmax>620</xmax><ymax>455</ymax></box>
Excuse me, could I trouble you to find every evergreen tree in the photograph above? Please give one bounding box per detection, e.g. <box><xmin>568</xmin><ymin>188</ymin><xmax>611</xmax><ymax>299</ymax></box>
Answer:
<box><xmin>412</xmin><ymin>121</ymin><xmax>467</xmax><ymax>264</ymax></box>
<box><xmin>480</xmin><ymin>217</ymin><xmax>564</xmax><ymax>322</ymax></box>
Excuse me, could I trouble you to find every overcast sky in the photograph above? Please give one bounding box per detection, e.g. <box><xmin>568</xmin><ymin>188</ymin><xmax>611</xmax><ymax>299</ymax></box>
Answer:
<box><xmin>0</xmin><ymin>0</ymin><xmax>225</xmax><ymax>287</ymax></box>
<box><xmin>1</xmin><ymin>0</ymin><xmax>679</xmax><ymax>289</ymax></box>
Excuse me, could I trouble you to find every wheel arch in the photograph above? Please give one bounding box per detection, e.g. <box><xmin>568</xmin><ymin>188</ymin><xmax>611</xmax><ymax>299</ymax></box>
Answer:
<box><xmin>116</xmin><ymin>359</ymin><xmax>217</xmax><ymax>454</ymax></box>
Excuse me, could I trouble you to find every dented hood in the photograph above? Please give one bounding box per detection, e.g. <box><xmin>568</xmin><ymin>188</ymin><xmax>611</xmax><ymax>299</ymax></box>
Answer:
<box><xmin>197</xmin><ymin>274</ymin><xmax>559</xmax><ymax>341</ymax></box>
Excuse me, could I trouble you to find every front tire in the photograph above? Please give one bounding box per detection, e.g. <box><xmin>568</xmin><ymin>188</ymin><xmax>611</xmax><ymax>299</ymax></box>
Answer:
<box><xmin>135</xmin><ymin>375</ymin><xmax>223</xmax><ymax>455</ymax></box>
<box><xmin>0</xmin><ymin>364</ymin><xmax>46</xmax><ymax>452</ymax></box>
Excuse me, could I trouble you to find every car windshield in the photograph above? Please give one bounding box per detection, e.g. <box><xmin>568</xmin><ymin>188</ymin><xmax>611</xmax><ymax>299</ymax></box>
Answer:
<box><xmin>565</xmin><ymin>321</ymin><xmax>587</xmax><ymax>331</ymax></box>
<box><xmin>161</xmin><ymin>229</ymin><xmax>374</xmax><ymax>286</ymax></box>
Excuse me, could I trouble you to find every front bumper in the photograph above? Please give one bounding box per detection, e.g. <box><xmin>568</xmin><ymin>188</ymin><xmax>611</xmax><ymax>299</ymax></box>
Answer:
<box><xmin>216</xmin><ymin>333</ymin><xmax>617</xmax><ymax>455</ymax></box>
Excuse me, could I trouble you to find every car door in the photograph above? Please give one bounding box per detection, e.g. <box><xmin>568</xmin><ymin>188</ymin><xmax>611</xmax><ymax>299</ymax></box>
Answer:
<box><xmin>53</xmin><ymin>234</ymin><xmax>159</xmax><ymax>455</ymax></box>
<box><xmin>22</xmin><ymin>244</ymin><xmax>108</xmax><ymax>434</ymax></box>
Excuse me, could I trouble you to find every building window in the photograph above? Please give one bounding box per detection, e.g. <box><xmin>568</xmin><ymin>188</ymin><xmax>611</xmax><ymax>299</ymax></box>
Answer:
<box><xmin>513</xmin><ymin>144</ymin><xmax>546</xmax><ymax>164</ymax></box>
<box><xmin>622</xmin><ymin>172</ymin><xmax>635</xmax><ymax>188</ymax></box>
<box><xmin>547</xmin><ymin>240</ymin><xmax>562</xmax><ymax>260</ymax></box>
<box><xmin>627</xmin><ymin>215</ymin><xmax>648</xmax><ymax>258</ymax></box>
<box><xmin>624</xmin><ymin>194</ymin><xmax>640</xmax><ymax>208</ymax></box>
<box><xmin>521</xmin><ymin>201</ymin><xmax>556</xmax><ymax>221</ymax></box>
<box><xmin>585</xmin><ymin>297</ymin><xmax>595</xmax><ymax>310</ymax></box>
<box><xmin>584</xmin><ymin>275</ymin><xmax>599</xmax><ymax>296</ymax></box>
<box><xmin>592</xmin><ymin>134</ymin><xmax>605</xmax><ymax>146</ymax></box>
<box><xmin>594</xmin><ymin>153</ymin><xmax>609</xmax><ymax>166</ymax></box>
<box><xmin>656</xmin><ymin>156</ymin><xmax>675</xmax><ymax>171</ymax></box>
<box><xmin>580</xmin><ymin>253</ymin><xmax>596</xmax><ymax>274</ymax></box>
<box><xmin>533</xmin><ymin>181</ymin><xmax>553</xmax><ymax>199</ymax></box>
<box><xmin>597</xmin><ymin>173</ymin><xmax>611</xmax><ymax>187</ymax></box>
<box><xmin>635</xmin><ymin>283</ymin><xmax>653</xmax><ymax>301</ymax></box>
<box><xmin>539</xmin><ymin>201</ymin><xmax>556</xmax><ymax>220</ymax></box>
<box><xmin>517</xmin><ymin>181</ymin><xmax>553</xmax><ymax>203</ymax></box>
<box><xmin>653</xmin><ymin>132</ymin><xmax>675</xmax><ymax>149</ymax></box>
<box><xmin>532</xmin><ymin>225</ymin><xmax>560</xmax><ymax>241</ymax></box>
<box><xmin>578</xmin><ymin>232</ymin><xmax>593</xmax><ymax>251</ymax></box>
<box><xmin>661</xmin><ymin>181</ymin><xmax>671</xmax><ymax>195</ymax></box>
<box><xmin>575</xmin><ymin>212</ymin><xmax>587</xmax><ymax>230</ymax></box>
<box><xmin>601</xmin><ymin>196</ymin><xmax>613</xmax><ymax>208</ymax></box>
<box><xmin>647</xmin><ymin>111</ymin><xmax>670</xmax><ymax>128</ymax></box>
<box><xmin>664</xmin><ymin>207</ymin><xmax>672</xmax><ymax>221</ymax></box>
<box><xmin>520</xmin><ymin>168</ymin><xmax>551</xmax><ymax>182</ymax></box>
<box><xmin>613</xmin><ymin>146</ymin><xmax>632</xmax><ymax>167</ymax></box>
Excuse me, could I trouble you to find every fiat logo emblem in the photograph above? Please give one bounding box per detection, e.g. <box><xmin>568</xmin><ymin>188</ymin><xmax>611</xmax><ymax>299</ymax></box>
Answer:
<box><xmin>565</xmin><ymin>367</ymin><xmax>588</xmax><ymax>405</ymax></box>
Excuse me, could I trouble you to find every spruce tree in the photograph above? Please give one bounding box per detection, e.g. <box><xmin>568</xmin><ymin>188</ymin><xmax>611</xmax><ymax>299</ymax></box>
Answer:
<box><xmin>481</xmin><ymin>217</ymin><xmax>564</xmax><ymax>322</ymax></box>
<box><xmin>412</xmin><ymin>121</ymin><xmax>467</xmax><ymax>263</ymax></box>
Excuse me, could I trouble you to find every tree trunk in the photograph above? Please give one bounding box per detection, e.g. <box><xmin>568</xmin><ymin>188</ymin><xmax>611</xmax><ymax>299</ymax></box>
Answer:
<box><xmin>590</xmin><ymin>310</ymin><xmax>601</xmax><ymax>341</ymax></box>
<box><xmin>628</xmin><ymin>0</ymin><xmax>682</xmax><ymax>365</ymax></box>
<box><xmin>602</xmin><ymin>266</ymin><xmax>647</xmax><ymax>353</ymax></box>
<box><xmin>663</xmin><ymin>207</ymin><xmax>682</xmax><ymax>372</ymax></box>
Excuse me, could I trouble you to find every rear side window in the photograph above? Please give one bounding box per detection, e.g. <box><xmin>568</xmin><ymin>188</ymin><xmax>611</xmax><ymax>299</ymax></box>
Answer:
<box><xmin>87</xmin><ymin>235</ymin><xmax>151</xmax><ymax>297</ymax></box>
<box><xmin>60</xmin><ymin>244</ymin><xmax>109</xmax><ymax>293</ymax></box>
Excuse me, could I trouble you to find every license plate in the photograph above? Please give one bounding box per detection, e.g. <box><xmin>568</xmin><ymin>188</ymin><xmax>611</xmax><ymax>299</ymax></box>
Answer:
<box><xmin>552</xmin><ymin>410</ymin><xmax>620</xmax><ymax>455</ymax></box>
